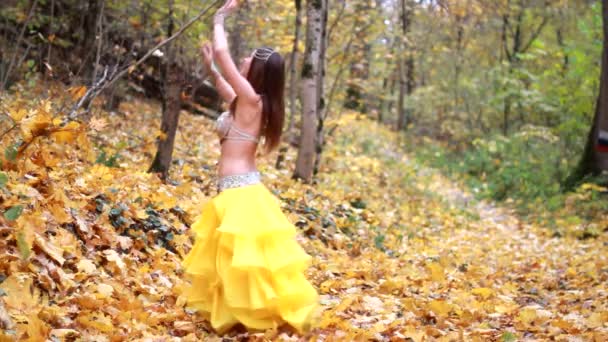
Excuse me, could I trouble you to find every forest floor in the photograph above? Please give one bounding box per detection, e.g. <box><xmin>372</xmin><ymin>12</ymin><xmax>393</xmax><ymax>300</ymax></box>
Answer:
<box><xmin>0</xmin><ymin>89</ymin><xmax>607</xmax><ymax>341</ymax></box>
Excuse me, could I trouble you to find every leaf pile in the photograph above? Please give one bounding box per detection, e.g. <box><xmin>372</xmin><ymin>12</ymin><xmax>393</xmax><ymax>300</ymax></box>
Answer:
<box><xmin>0</xmin><ymin>86</ymin><xmax>607</xmax><ymax>340</ymax></box>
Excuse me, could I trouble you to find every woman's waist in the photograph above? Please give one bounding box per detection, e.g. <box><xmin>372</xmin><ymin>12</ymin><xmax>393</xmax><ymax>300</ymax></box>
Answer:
<box><xmin>217</xmin><ymin>170</ymin><xmax>262</xmax><ymax>192</ymax></box>
<box><xmin>218</xmin><ymin>161</ymin><xmax>256</xmax><ymax>176</ymax></box>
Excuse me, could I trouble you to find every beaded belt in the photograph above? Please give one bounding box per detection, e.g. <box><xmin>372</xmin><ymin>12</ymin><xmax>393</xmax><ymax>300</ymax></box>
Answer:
<box><xmin>218</xmin><ymin>171</ymin><xmax>261</xmax><ymax>192</ymax></box>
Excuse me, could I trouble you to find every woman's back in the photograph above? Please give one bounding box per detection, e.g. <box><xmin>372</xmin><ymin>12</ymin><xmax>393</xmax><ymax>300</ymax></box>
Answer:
<box><xmin>216</xmin><ymin>101</ymin><xmax>263</xmax><ymax>176</ymax></box>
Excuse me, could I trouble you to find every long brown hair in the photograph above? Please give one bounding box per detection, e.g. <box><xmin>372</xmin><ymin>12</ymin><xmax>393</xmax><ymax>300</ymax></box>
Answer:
<box><xmin>232</xmin><ymin>47</ymin><xmax>285</xmax><ymax>152</ymax></box>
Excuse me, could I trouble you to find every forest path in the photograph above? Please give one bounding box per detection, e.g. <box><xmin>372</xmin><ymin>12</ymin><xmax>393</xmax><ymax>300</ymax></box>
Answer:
<box><xmin>303</xmin><ymin>116</ymin><xmax>607</xmax><ymax>341</ymax></box>
<box><xmin>1</xmin><ymin>99</ymin><xmax>606</xmax><ymax>341</ymax></box>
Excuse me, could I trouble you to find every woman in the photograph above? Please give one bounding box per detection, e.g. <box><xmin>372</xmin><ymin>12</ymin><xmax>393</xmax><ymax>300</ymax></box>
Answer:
<box><xmin>181</xmin><ymin>0</ymin><xmax>318</xmax><ymax>334</ymax></box>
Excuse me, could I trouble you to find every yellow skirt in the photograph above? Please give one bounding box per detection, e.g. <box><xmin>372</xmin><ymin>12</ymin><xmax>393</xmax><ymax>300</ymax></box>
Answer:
<box><xmin>181</xmin><ymin>183</ymin><xmax>318</xmax><ymax>333</ymax></box>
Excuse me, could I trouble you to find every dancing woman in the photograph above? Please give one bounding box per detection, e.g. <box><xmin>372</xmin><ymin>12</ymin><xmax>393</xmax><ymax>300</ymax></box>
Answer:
<box><xmin>181</xmin><ymin>0</ymin><xmax>318</xmax><ymax>334</ymax></box>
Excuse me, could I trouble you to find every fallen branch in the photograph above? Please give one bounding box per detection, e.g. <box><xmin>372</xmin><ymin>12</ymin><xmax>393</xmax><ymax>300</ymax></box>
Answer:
<box><xmin>66</xmin><ymin>66</ymin><xmax>114</xmax><ymax>122</ymax></box>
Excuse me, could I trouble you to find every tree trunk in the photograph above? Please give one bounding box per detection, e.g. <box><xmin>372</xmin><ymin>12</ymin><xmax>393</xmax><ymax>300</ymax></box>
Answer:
<box><xmin>344</xmin><ymin>2</ymin><xmax>372</xmax><ymax>112</ymax></box>
<box><xmin>397</xmin><ymin>0</ymin><xmax>414</xmax><ymax>131</ymax></box>
<box><xmin>556</xmin><ymin>27</ymin><xmax>569</xmax><ymax>76</ymax></box>
<box><xmin>379</xmin><ymin>38</ymin><xmax>398</xmax><ymax>123</ymax></box>
<box><xmin>454</xmin><ymin>23</ymin><xmax>464</xmax><ymax>114</ymax></box>
<box><xmin>148</xmin><ymin>1</ymin><xmax>183</xmax><ymax>181</ymax></box>
<box><xmin>288</xmin><ymin>0</ymin><xmax>303</xmax><ymax>135</ymax></box>
<box><xmin>397</xmin><ymin>56</ymin><xmax>407</xmax><ymax>130</ymax></box>
<box><xmin>148</xmin><ymin>62</ymin><xmax>183</xmax><ymax>180</ymax></box>
<box><xmin>313</xmin><ymin>1</ymin><xmax>329</xmax><ymax>176</ymax></box>
<box><xmin>276</xmin><ymin>0</ymin><xmax>303</xmax><ymax>170</ymax></box>
<box><xmin>229</xmin><ymin>1</ymin><xmax>249</xmax><ymax>62</ymax></box>
<box><xmin>565</xmin><ymin>0</ymin><xmax>608</xmax><ymax>187</ymax></box>
<box><xmin>294</xmin><ymin>0</ymin><xmax>327</xmax><ymax>183</ymax></box>
<box><xmin>80</xmin><ymin>0</ymin><xmax>102</xmax><ymax>82</ymax></box>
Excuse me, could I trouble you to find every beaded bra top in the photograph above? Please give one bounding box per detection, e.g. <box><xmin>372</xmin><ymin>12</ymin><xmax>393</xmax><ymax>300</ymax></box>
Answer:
<box><xmin>215</xmin><ymin>111</ymin><xmax>260</xmax><ymax>144</ymax></box>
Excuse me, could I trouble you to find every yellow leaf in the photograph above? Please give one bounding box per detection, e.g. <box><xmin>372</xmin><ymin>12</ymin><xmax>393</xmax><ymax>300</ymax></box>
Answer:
<box><xmin>9</xmin><ymin>108</ymin><xmax>27</xmax><ymax>121</ymax></box>
<box><xmin>157</xmin><ymin>130</ymin><xmax>168</xmax><ymax>141</ymax></box>
<box><xmin>566</xmin><ymin>267</ymin><xmax>577</xmax><ymax>277</ymax></box>
<box><xmin>52</xmin><ymin>122</ymin><xmax>81</xmax><ymax>144</ymax></box>
<box><xmin>77</xmin><ymin>259</ymin><xmax>97</xmax><ymax>274</ymax></box>
<box><xmin>89</xmin><ymin>117</ymin><xmax>108</xmax><ymax>131</ymax></box>
<box><xmin>471</xmin><ymin>287</ymin><xmax>494</xmax><ymax>300</ymax></box>
<box><xmin>76</xmin><ymin>313</ymin><xmax>113</xmax><ymax>333</ymax></box>
<box><xmin>587</xmin><ymin>312</ymin><xmax>607</xmax><ymax>329</ymax></box>
<box><xmin>96</xmin><ymin>283</ymin><xmax>114</xmax><ymax>299</ymax></box>
<box><xmin>20</xmin><ymin>108</ymin><xmax>52</xmax><ymax>143</ymax></box>
<box><xmin>48</xmin><ymin>202</ymin><xmax>71</xmax><ymax>224</ymax></box>
<box><xmin>34</xmin><ymin>234</ymin><xmax>65</xmax><ymax>265</ymax></box>
<box><xmin>428</xmin><ymin>299</ymin><xmax>451</xmax><ymax>317</ymax></box>
<box><xmin>68</xmin><ymin>86</ymin><xmax>87</xmax><ymax>100</ymax></box>
<box><xmin>517</xmin><ymin>307</ymin><xmax>537</xmax><ymax>325</ymax></box>
<box><xmin>49</xmin><ymin>329</ymin><xmax>80</xmax><ymax>339</ymax></box>
<box><xmin>427</xmin><ymin>262</ymin><xmax>445</xmax><ymax>282</ymax></box>
<box><xmin>104</xmin><ymin>250</ymin><xmax>126</xmax><ymax>275</ymax></box>
<box><xmin>24</xmin><ymin>315</ymin><xmax>50</xmax><ymax>341</ymax></box>
<box><xmin>0</xmin><ymin>274</ymin><xmax>40</xmax><ymax>312</ymax></box>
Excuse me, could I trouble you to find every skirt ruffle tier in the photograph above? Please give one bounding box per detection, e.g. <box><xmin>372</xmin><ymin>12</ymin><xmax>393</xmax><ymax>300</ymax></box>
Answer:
<box><xmin>182</xmin><ymin>183</ymin><xmax>318</xmax><ymax>333</ymax></box>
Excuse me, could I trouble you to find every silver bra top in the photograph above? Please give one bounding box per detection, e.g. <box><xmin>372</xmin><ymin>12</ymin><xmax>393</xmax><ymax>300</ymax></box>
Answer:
<box><xmin>215</xmin><ymin>111</ymin><xmax>260</xmax><ymax>143</ymax></box>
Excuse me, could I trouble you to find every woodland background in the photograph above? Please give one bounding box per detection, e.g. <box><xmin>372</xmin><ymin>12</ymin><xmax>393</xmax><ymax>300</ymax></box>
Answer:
<box><xmin>0</xmin><ymin>0</ymin><xmax>607</xmax><ymax>340</ymax></box>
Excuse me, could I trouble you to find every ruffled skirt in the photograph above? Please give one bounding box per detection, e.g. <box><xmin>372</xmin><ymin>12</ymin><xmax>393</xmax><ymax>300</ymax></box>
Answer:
<box><xmin>181</xmin><ymin>183</ymin><xmax>318</xmax><ymax>333</ymax></box>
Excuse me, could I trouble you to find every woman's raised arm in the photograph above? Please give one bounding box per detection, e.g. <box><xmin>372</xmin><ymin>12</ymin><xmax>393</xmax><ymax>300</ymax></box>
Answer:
<box><xmin>201</xmin><ymin>43</ymin><xmax>236</xmax><ymax>103</ymax></box>
<box><xmin>212</xmin><ymin>0</ymin><xmax>259</xmax><ymax>104</ymax></box>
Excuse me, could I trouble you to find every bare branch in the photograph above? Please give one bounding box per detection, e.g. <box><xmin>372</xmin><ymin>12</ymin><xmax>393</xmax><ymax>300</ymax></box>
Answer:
<box><xmin>520</xmin><ymin>15</ymin><xmax>549</xmax><ymax>54</ymax></box>
<box><xmin>66</xmin><ymin>66</ymin><xmax>113</xmax><ymax>121</ymax></box>
<box><xmin>92</xmin><ymin>0</ymin><xmax>105</xmax><ymax>89</ymax></box>
<box><xmin>327</xmin><ymin>0</ymin><xmax>347</xmax><ymax>43</ymax></box>
<box><xmin>102</xmin><ymin>0</ymin><xmax>220</xmax><ymax>93</ymax></box>
<box><xmin>66</xmin><ymin>0</ymin><xmax>221</xmax><ymax>120</ymax></box>
<box><xmin>0</xmin><ymin>110</ymin><xmax>18</xmax><ymax>140</ymax></box>
<box><xmin>1</xmin><ymin>0</ymin><xmax>39</xmax><ymax>90</ymax></box>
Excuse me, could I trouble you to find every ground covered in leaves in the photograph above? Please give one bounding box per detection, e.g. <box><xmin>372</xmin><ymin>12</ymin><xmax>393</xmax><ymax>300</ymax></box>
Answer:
<box><xmin>1</xmin><ymin>85</ymin><xmax>607</xmax><ymax>341</ymax></box>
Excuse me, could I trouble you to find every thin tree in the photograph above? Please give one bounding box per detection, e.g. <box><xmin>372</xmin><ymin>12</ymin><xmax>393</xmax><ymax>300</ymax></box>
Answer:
<box><xmin>564</xmin><ymin>0</ymin><xmax>608</xmax><ymax>187</ymax></box>
<box><xmin>313</xmin><ymin>0</ymin><xmax>329</xmax><ymax>176</ymax></box>
<box><xmin>294</xmin><ymin>0</ymin><xmax>328</xmax><ymax>182</ymax></box>
<box><xmin>148</xmin><ymin>0</ymin><xmax>185</xmax><ymax>181</ymax></box>
<box><xmin>276</xmin><ymin>0</ymin><xmax>303</xmax><ymax>170</ymax></box>
<box><xmin>287</xmin><ymin>0</ymin><xmax>304</xmax><ymax>136</ymax></box>
<box><xmin>499</xmin><ymin>0</ymin><xmax>548</xmax><ymax>135</ymax></box>
<box><xmin>397</xmin><ymin>0</ymin><xmax>415</xmax><ymax>131</ymax></box>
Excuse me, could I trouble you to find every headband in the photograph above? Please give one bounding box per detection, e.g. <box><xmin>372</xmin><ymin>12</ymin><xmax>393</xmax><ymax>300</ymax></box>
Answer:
<box><xmin>253</xmin><ymin>47</ymin><xmax>276</xmax><ymax>62</ymax></box>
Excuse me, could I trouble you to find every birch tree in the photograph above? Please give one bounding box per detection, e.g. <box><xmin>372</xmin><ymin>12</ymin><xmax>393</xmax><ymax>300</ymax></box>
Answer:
<box><xmin>294</xmin><ymin>0</ymin><xmax>328</xmax><ymax>182</ymax></box>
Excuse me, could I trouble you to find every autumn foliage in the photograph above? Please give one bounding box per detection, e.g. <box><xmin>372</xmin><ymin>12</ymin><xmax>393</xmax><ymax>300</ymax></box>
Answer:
<box><xmin>1</xmin><ymin>84</ymin><xmax>607</xmax><ymax>340</ymax></box>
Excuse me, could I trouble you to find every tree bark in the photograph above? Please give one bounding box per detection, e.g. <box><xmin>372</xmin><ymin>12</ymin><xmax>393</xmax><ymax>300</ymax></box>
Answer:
<box><xmin>565</xmin><ymin>0</ymin><xmax>608</xmax><ymax>187</ymax></box>
<box><xmin>276</xmin><ymin>0</ymin><xmax>303</xmax><ymax>171</ymax></box>
<box><xmin>313</xmin><ymin>1</ymin><xmax>329</xmax><ymax>176</ymax></box>
<box><xmin>229</xmin><ymin>0</ymin><xmax>249</xmax><ymax>62</ymax></box>
<box><xmin>287</xmin><ymin>0</ymin><xmax>303</xmax><ymax>136</ymax></box>
<box><xmin>294</xmin><ymin>0</ymin><xmax>327</xmax><ymax>183</ymax></box>
<box><xmin>81</xmin><ymin>0</ymin><xmax>103</xmax><ymax>83</ymax></box>
<box><xmin>148</xmin><ymin>62</ymin><xmax>183</xmax><ymax>180</ymax></box>
<box><xmin>344</xmin><ymin>1</ymin><xmax>372</xmax><ymax>112</ymax></box>
<box><xmin>148</xmin><ymin>1</ymin><xmax>183</xmax><ymax>181</ymax></box>
<box><xmin>397</xmin><ymin>0</ymin><xmax>414</xmax><ymax>131</ymax></box>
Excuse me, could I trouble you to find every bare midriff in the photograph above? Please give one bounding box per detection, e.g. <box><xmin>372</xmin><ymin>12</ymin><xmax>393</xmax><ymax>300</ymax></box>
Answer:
<box><xmin>218</xmin><ymin>141</ymin><xmax>258</xmax><ymax>177</ymax></box>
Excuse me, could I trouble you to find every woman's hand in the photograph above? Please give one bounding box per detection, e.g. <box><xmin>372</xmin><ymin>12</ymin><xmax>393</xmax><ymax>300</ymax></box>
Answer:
<box><xmin>218</xmin><ymin>0</ymin><xmax>238</xmax><ymax>16</ymax></box>
<box><xmin>201</xmin><ymin>43</ymin><xmax>213</xmax><ymax>70</ymax></box>
<box><xmin>214</xmin><ymin>0</ymin><xmax>238</xmax><ymax>24</ymax></box>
